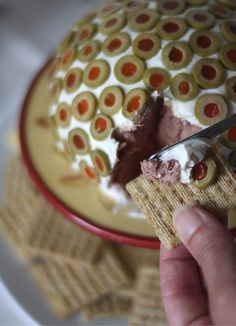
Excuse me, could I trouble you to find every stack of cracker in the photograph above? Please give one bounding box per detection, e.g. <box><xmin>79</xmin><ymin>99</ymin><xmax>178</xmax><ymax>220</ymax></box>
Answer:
<box><xmin>0</xmin><ymin>156</ymin><xmax>166</xmax><ymax>325</ymax></box>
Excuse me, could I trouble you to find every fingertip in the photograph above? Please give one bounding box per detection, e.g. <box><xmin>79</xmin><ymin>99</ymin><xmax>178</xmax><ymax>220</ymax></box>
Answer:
<box><xmin>173</xmin><ymin>206</ymin><xmax>204</xmax><ymax>243</ymax></box>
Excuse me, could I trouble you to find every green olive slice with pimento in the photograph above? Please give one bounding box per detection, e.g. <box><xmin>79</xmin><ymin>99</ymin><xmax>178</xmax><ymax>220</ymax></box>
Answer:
<box><xmin>90</xmin><ymin>149</ymin><xmax>111</xmax><ymax>176</ymax></box>
<box><xmin>192</xmin><ymin>157</ymin><xmax>217</xmax><ymax>189</ymax></box>
<box><xmin>192</xmin><ymin>58</ymin><xmax>225</xmax><ymax>89</ymax></box>
<box><xmin>114</xmin><ymin>55</ymin><xmax>145</xmax><ymax>84</ymax></box>
<box><xmin>123</xmin><ymin>88</ymin><xmax>148</xmax><ymax>120</ymax></box>
<box><xmin>132</xmin><ymin>33</ymin><xmax>161</xmax><ymax>59</ymax></box>
<box><xmin>99</xmin><ymin>86</ymin><xmax>124</xmax><ymax>115</ymax></box>
<box><xmin>78</xmin><ymin>41</ymin><xmax>101</xmax><ymax>63</ymax></box>
<box><xmin>79</xmin><ymin>160</ymin><xmax>100</xmax><ymax>183</ymax></box>
<box><xmin>102</xmin><ymin>32</ymin><xmax>131</xmax><ymax>57</ymax></box>
<box><xmin>156</xmin><ymin>17</ymin><xmax>187</xmax><ymax>40</ymax></box>
<box><xmin>194</xmin><ymin>94</ymin><xmax>228</xmax><ymax>126</ymax></box>
<box><xmin>83</xmin><ymin>60</ymin><xmax>110</xmax><ymax>88</ymax></box>
<box><xmin>189</xmin><ymin>30</ymin><xmax>221</xmax><ymax>57</ymax></box>
<box><xmin>128</xmin><ymin>9</ymin><xmax>160</xmax><ymax>32</ymax></box>
<box><xmin>64</xmin><ymin>68</ymin><xmax>82</xmax><ymax>93</ymax></box>
<box><xmin>170</xmin><ymin>73</ymin><xmax>199</xmax><ymax>102</ymax></box>
<box><xmin>143</xmin><ymin>68</ymin><xmax>171</xmax><ymax>91</ymax></box>
<box><xmin>55</xmin><ymin>102</ymin><xmax>71</xmax><ymax>127</ymax></box>
<box><xmin>72</xmin><ymin>92</ymin><xmax>97</xmax><ymax>122</ymax></box>
<box><xmin>162</xmin><ymin>41</ymin><xmax>193</xmax><ymax>70</ymax></box>
<box><xmin>68</xmin><ymin>128</ymin><xmax>91</xmax><ymax>155</ymax></box>
<box><xmin>90</xmin><ymin>114</ymin><xmax>113</xmax><ymax>140</ymax></box>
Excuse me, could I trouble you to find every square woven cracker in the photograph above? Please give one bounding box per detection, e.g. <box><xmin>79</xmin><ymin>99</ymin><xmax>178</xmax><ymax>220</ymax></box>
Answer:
<box><xmin>25</xmin><ymin>204</ymin><xmax>103</xmax><ymax>264</ymax></box>
<box><xmin>82</xmin><ymin>292</ymin><xmax>132</xmax><ymax>321</ymax></box>
<box><xmin>3</xmin><ymin>156</ymin><xmax>40</xmax><ymax>203</ymax></box>
<box><xmin>126</xmin><ymin>150</ymin><xmax>236</xmax><ymax>249</ymax></box>
<box><xmin>0</xmin><ymin>157</ymin><xmax>45</xmax><ymax>249</ymax></box>
<box><xmin>30</xmin><ymin>246</ymin><xmax>130</xmax><ymax>318</ymax></box>
<box><xmin>129</xmin><ymin>267</ymin><xmax>166</xmax><ymax>326</ymax></box>
<box><xmin>112</xmin><ymin>243</ymin><xmax>159</xmax><ymax>277</ymax></box>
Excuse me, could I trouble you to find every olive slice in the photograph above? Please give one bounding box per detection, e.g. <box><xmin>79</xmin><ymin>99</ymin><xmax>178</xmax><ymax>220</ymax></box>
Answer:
<box><xmin>83</xmin><ymin>60</ymin><xmax>110</xmax><ymax>88</ymax></box>
<box><xmin>208</xmin><ymin>4</ymin><xmax>232</xmax><ymax>20</ymax></box>
<box><xmin>192</xmin><ymin>59</ymin><xmax>225</xmax><ymax>89</ymax></box>
<box><xmin>90</xmin><ymin>114</ymin><xmax>113</xmax><ymax>140</ymax></box>
<box><xmin>132</xmin><ymin>33</ymin><xmax>161</xmax><ymax>59</ymax></box>
<box><xmin>189</xmin><ymin>30</ymin><xmax>221</xmax><ymax>57</ymax></box>
<box><xmin>225</xmin><ymin>77</ymin><xmax>236</xmax><ymax>102</ymax></box>
<box><xmin>220</xmin><ymin>125</ymin><xmax>236</xmax><ymax>150</ymax></box>
<box><xmin>90</xmin><ymin>149</ymin><xmax>111</xmax><ymax>176</ymax></box>
<box><xmin>75</xmin><ymin>23</ymin><xmax>96</xmax><ymax>45</ymax></box>
<box><xmin>97</xmin><ymin>2</ymin><xmax>121</xmax><ymax>19</ymax></box>
<box><xmin>195</xmin><ymin>94</ymin><xmax>228</xmax><ymax>126</ymax></box>
<box><xmin>79</xmin><ymin>160</ymin><xmax>99</xmax><ymax>183</ymax></box>
<box><xmin>60</xmin><ymin>47</ymin><xmax>77</xmax><ymax>70</ymax></box>
<box><xmin>99</xmin><ymin>86</ymin><xmax>124</xmax><ymax>115</ymax></box>
<box><xmin>217</xmin><ymin>0</ymin><xmax>236</xmax><ymax>9</ymax></box>
<box><xmin>55</xmin><ymin>102</ymin><xmax>71</xmax><ymax>127</ymax></box>
<box><xmin>192</xmin><ymin>157</ymin><xmax>217</xmax><ymax>189</ymax></box>
<box><xmin>158</xmin><ymin>0</ymin><xmax>186</xmax><ymax>16</ymax></box>
<box><xmin>99</xmin><ymin>14</ymin><xmax>126</xmax><ymax>35</ymax></box>
<box><xmin>221</xmin><ymin>21</ymin><xmax>236</xmax><ymax>43</ymax></box>
<box><xmin>143</xmin><ymin>68</ymin><xmax>171</xmax><ymax>91</ymax></box>
<box><xmin>68</xmin><ymin>128</ymin><xmax>91</xmax><ymax>154</ymax></box>
<box><xmin>162</xmin><ymin>41</ymin><xmax>193</xmax><ymax>70</ymax></box>
<box><xmin>219</xmin><ymin>43</ymin><xmax>236</xmax><ymax>71</ymax></box>
<box><xmin>78</xmin><ymin>41</ymin><xmax>101</xmax><ymax>63</ymax></box>
<box><xmin>128</xmin><ymin>9</ymin><xmax>159</xmax><ymax>32</ymax></box>
<box><xmin>64</xmin><ymin>68</ymin><xmax>82</xmax><ymax>93</ymax></box>
<box><xmin>156</xmin><ymin>18</ymin><xmax>187</xmax><ymax>41</ymax></box>
<box><xmin>50</xmin><ymin>78</ymin><xmax>62</xmax><ymax>102</ymax></box>
<box><xmin>114</xmin><ymin>55</ymin><xmax>145</xmax><ymax>84</ymax></box>
<box><xmin>72</xmin><ymin>92</ymin><xmax>97</xmax><ymax>122</ymax></box>
<box><xmin>123</xmin><ymin>0</ymin><xmax>148</xmax><ymax>13</ymax></box>
<box><xmin>170</xmin><ymin>73</ymin><xmax>199</xmax><ymax>102</ymax></box>
<box><xmin>123</xmin><ymin>88</ymin><xmax>148</xmax><ymax>120</ymax></box>
<box><xmin>102</xmin><ymin>32</ymin><xmax>131</xmax><ymax>57</ymax></box>
<box><xmin>57</xmin><ymin>30</ymin><xmax>76</xmax><ymax>55</ymax></box>
<box><xmin>186</xmin><ymin>10</ymin><xmax>215</xmax><ymax>30</ymax></box>
<box><xmin>186</xmin><ymin>0</ymin><xmax>207</xmax><ymax>5</ymax></box>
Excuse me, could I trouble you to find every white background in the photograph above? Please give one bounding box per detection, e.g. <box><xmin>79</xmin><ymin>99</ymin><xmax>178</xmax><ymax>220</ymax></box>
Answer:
<box><xmin>0</xmin><ymin>0</ymin><xmax>127</xmax><ymax>324</ymax></box>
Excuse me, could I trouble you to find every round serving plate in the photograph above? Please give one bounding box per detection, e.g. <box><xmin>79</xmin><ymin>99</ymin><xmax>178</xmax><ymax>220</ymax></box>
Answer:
<box><xmin>19</xmin><ymin>60</ymin><xmax>160</xmax><ymax>249</ymax></box>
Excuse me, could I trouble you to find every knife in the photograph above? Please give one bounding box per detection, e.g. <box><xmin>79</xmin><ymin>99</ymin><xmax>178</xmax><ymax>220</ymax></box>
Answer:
<box><xmin>149</xmin><ymin>113</ymin><xmax>236</xmax><ymax>161</ymax></box>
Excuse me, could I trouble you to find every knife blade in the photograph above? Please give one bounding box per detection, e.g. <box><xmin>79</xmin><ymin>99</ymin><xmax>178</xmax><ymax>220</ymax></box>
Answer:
<box><xmin>149</xmin><ymin>113</ymin><xmax>236</xmax><ymax>161</ymax></box>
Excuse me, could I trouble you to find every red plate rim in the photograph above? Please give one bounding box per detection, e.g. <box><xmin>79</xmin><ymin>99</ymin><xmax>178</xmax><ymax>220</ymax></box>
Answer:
<box><xmin>19</xmin><ymin>59</ymin><xmax>161</xmax><ymax>249</ymax></box>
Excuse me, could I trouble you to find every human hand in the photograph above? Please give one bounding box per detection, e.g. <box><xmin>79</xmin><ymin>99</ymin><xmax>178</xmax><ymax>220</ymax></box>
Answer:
<box><xmin>160</xmin><ymin>206</ymin><xmax>236</xmax><ymax>325</ymax></box>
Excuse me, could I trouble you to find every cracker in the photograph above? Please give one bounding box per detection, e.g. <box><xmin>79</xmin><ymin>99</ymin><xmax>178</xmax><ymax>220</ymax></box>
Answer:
<box><xmin>0</xmin><ymin>156</ymin><xmax>44</xmax><ymax>245</ymax></box>
<box><xmin>82</xmin><ymin>292</ymin><xmax>132</xmax><ymax>321</ymax></box>
<box><xmin>126</xmin><ymin>150</ymin><xmax>236</xmax><ymax>249</ymax></box>
<box><xmin>30</xmin><ymin>247</ymin><xmax>130</xmax><ymax>318</ymax></box>
<box><xmin>3</xmin><ymin>156</ymin><xmax>39</xmax><ymax>203</ymax></box>
<box><xmin>0</xmin><ymin>193</ymin><xmax>45</xmax><ymax>250</ymax></box>
<box><xmin>130</xmin><ymin>267</ymin><xmax>166</xmax><ymax>326</ymax></box>
<box><xmin>112</xmin><ymin>243</ymin><xmax>159</xmax><ymax>276</ymax></box>
<box><xmin>25</xmin><ymin>204</ymin><xmax>103</xmax><ymax>264</ymax></box>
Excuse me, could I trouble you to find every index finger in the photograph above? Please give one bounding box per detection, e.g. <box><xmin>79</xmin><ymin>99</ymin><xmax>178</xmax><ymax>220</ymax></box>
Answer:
<box><xmin>160</xmin><ymin>243</ymin><xmax>211</xmax><ymax>325</ymax></box>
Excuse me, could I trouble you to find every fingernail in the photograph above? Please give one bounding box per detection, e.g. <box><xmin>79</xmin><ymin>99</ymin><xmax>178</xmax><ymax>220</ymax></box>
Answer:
<box><xmin>173</xmin><ymin>206</ymin><xmax>204</xmax><ymax>242</ymax></box>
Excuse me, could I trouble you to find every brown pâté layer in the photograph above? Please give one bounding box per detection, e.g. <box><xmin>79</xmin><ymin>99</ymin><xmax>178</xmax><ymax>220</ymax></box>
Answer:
<box><xmin>126</xmin><ymin>149</ymin><xmax>236</xmax><ymax>249</ymax></box>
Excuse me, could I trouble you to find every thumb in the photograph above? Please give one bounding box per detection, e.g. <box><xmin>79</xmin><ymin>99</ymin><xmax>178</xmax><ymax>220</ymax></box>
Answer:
<box><xmin>173</xmin><ymin>206</ymin><xmax>236</xmax><ymax>323</ymax></box>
